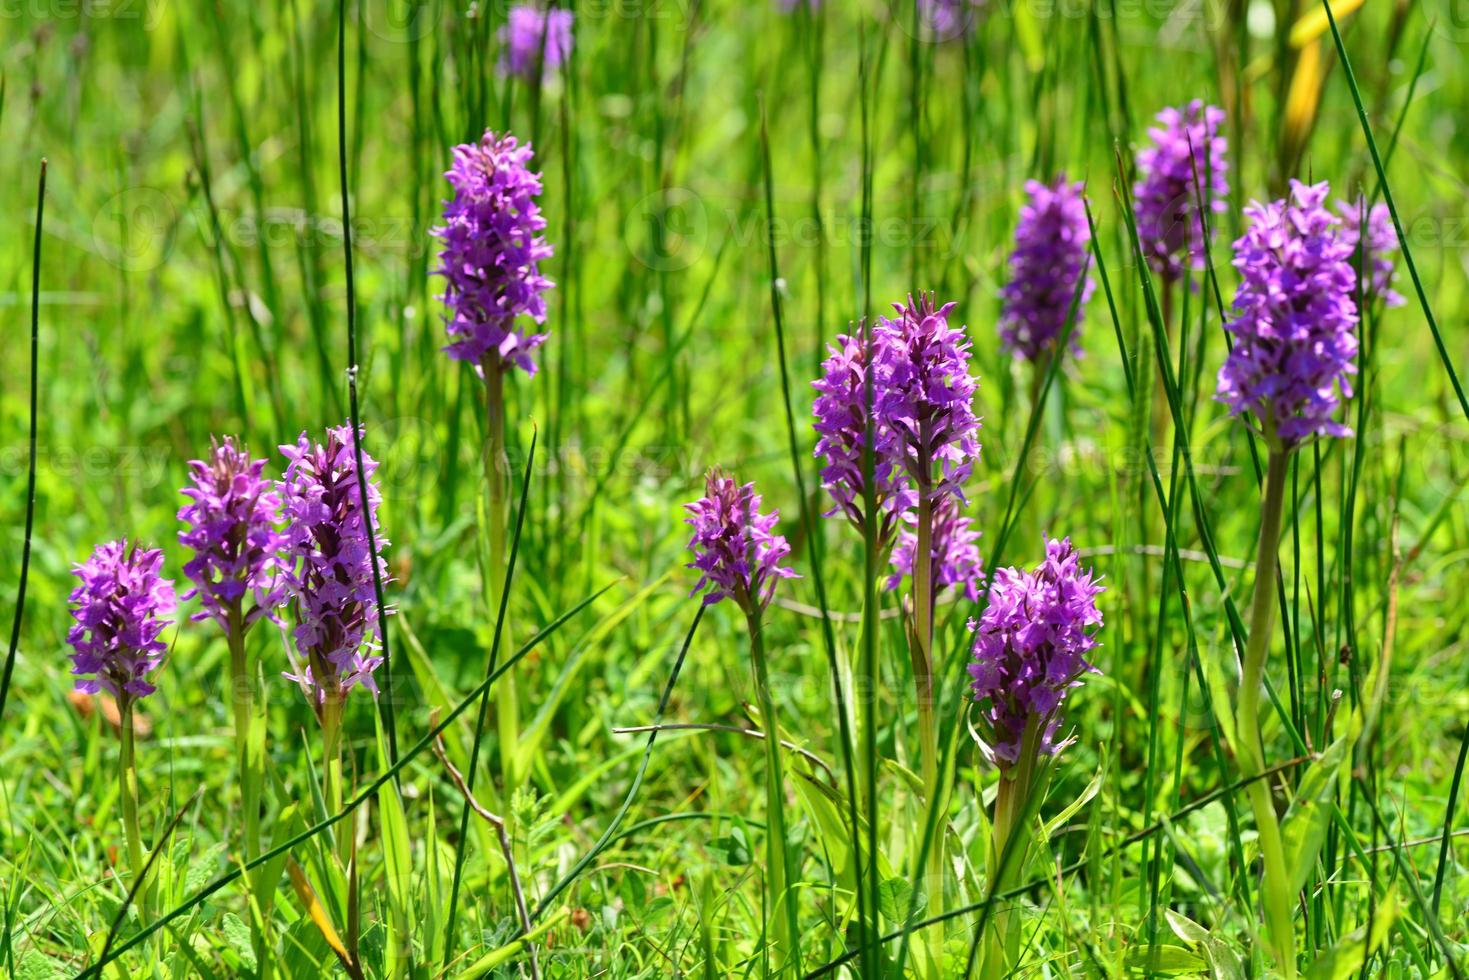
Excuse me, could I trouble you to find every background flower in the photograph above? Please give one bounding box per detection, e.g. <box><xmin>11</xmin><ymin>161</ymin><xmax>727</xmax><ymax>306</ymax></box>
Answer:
<box><xmin>498</xmin><ymin>6</ymin><xmax>574</xmax><ymax>81</ymax></box>
<box><xmin>1336</xmin><ymin>197</ymin><xmax>1405</xmax><ymax>310</ymax></box>
<box><xmin>999</xmin><ymin>177</ymin><xmax>1095</xmax><ymax>361</ymax></box>
<box><xmin>433</xmin><ymin>130</ymin><xmax>554</xmax><ymax>374</ymax></box>
<box><xmin>1133</xmin><ymin>101</ymin><xmax>1229</xmax><ymax>284</ymax></box>
<box><xmin>886</xmin><ymin>495</ymin><xmax>983</xmax><ymax>602</ymax></box>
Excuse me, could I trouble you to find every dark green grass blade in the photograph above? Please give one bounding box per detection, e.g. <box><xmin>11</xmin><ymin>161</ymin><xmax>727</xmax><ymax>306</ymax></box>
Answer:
<box><xmin>0</xmin><ymin>159</ymin><xmax>44</xmax><ymax>731</ymax></box>
<box><xmin>337</xmin><ymin>0</ymin><xmax>398</xmax><ymax>764</ymax></box>
<box><xmin>532</xmin><ymin>604</ymin><xmax>705</xmax><ymax>917</ymax></box>
<box><xmin>1433</xmin><ymin>731</ymin><xmax>1469</xmax><ymax>917</ymax></box>
<box><xmin>1320</xmin><ymin>0</ymin><xmax>1469</xmax><ymax>425</ymax></box>
<box><xmin>757</xmin><ymin>92</ymin><xmax>865</xmax><ymax>978</ymax></box>
<box><xmin>442</xmin><ymin>426</ymin><xmax>538</xmax><ymax>964</ymax></box>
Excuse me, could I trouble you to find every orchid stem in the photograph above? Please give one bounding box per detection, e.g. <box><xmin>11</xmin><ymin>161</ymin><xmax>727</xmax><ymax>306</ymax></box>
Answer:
<box><xmin>481</xmin><ymin>358</ymin><xmax>521</xmax><ymax>792</ymax></box>
<box><xmin>1235</xmin><ymin>447</ymin><xmax>1297</xmax><ymax>979</ymax></box>
<box><xmin>912</xmin><ymin>491</ymin><xmax>945</xmax><ymax>975</ymax></box>
<box><xmin>118</xmin><ymin>695</ymin><xmax>151</xmax><ymax>925</ymax></box>
<box><xmin>747</xmin><ymin>609</ymin><xmax>802</xmax><ymax>975</ymax></box>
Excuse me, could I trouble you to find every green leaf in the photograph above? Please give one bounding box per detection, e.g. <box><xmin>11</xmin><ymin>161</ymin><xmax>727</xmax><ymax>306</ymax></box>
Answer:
<box><xmin>1163</xmin><ymin>909</ymin><xmax>1209</xmax><ymax>945</ymax></box>
<box><xmin>13</xmin><ymin>950</ymin><xmax>67</xmax><ymax>980</ymax></box>
<box><xmin>1164</xmin><ymin>909</ymin><xmax>1244</xmax><ymax>980</ymax></box>
<box><xmin>1304</xmin><ymin>889</ymin><xmax>1399</xmax><ymax>980</ymax></box>
<box><xmin>515</xmin><ymin>574</ymin><xmax>663</xmax><ymax>775</ymax></box>
<box><xmin>1282</xmin><ymin>733</ymin><xmax>1352</xmax><ymax>894</ymax></box>
<box><xmin>1039</xmin><ymin>744</ymin><xmax>1107</xmax><ymax>844</ymax></box>
<box><xmin>877</xmin><ymin>877</ymin><xmax>924</xmax><ymax>926</ymax></box>
<box><xmin>1123</xmin><ymin>945</ymin><xmax>1207</xmax><ymax>975</ymax></box>
<box><xmin>711</xmin><ymin>824</ymin><xmax>751</xmax><ymax>866</ymax></box>
<box><xmin>221</xmin><ymin>913</ymin><xmax>257</xmax><ymax>971</ymax></box>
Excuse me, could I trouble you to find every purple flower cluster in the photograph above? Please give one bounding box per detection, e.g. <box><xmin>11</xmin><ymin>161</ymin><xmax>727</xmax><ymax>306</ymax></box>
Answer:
<box><xmin>967</xmin><ymin>537</ymin><xmax>1103</xmax><ymax>765</ymax></box>
<box><xmin>1336</xmin><ymin>197</ymin><xmax>1404</xmax><ymax>310</ymax></box>
<box><xmin>433</xmin><ymin>130</ymin><xmax>554</xmax><ymax>375</ymax></box>
<box><xmin>178</xmin><ymin>437</ymin><xmax>286</xmax><ymax>635</ymax></box>
<box><xmin>871</xmin><ymin>294</ymin><xmax>981</xmax><ymax>502</ymax></box>
<box><xmin>1216</xmin><ymin>180</ymin><xmax>1360</xmax><ymax>447</ymax></box>
<box><xmin>887</xmin><ymin>496</ymin><xmax>983</xmax><ymax>603</ymax></box>
<box><xmin>278</xmin><ymin>424</ymin><xmax>392</xmax><ymax>704</ymax></box>
<box><xmin>498</xmin><ymin>5</ymin><xmax>574</xmax><ymax>81</ymax></box>
<box><xmin>684</xmin><ymin>471</ymin><xmax>799</xmax><ymax>615</ymax></box>
<box><xmin>1133</xmin><ymin>101</ymin><xmax>1229</xmax><ymax>284</ymax></box>
<box><xmin>916</xmin><ymin>0</ymin><xmax>985</xmax><ymax>40</ymax></box>
<box><xmin>67</xmin><ymin>540</ymin><xmax>177</xmax><ymax>701</ymax></box>
<box><xmin>811</xmin><ymin>329</ymin><xmax>915</xmax><ymax>543</ymax></box>
<box><xmin>999</xmin><ymin>177</ymin><xmax>1095</xmax><ymax>361</ymax></box>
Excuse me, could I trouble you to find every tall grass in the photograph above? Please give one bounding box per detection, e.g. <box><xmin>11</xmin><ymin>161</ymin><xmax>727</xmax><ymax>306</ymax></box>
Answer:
<box><xmin>2</xmin><ymin>0</ymin><xmax>1468</xmax><ymax>977</ymax></box>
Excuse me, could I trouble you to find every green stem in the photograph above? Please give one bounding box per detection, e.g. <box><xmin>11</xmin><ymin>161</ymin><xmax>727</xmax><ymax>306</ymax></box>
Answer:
<box><xmin>321</xmin><ymin>692</ymin><xmax>350</xmax><ymax>871</ymax></box>
<box><xmin>982</xmin><ymin>720</ymin><xmax>1040</xmax><ymax>980</ymax></box>
<box><xmin>911</xmin><ymin>492</ymin><xmax>944</xmax><ymax>975</ymax></box>
<box><xmin>227</xmin><ymin>607</ymin><xmax>261</xmax><ymax>860</ymax></box>
<box><xmin>118</xmin><ymin>695</ymin><xmax>150</xmax><ymax>924</ymax></box>
<box><xmin>481</xmin><ymin>359</ymin><xmax>521</xmax><ymax>791</ymax></box>
<box><xmin>1235</xmin><ymin>447</ymin><xmax>1297</xmax><ymax>979</ymax></box>
<box><xmin>227</xmin><ymin>605</ymin><xmax>272</xmax><ymax>975</ymax></box>
<box><xmin>747</xmin><ymin>609</ymin><xmax>801</xmax><ymax>975</ymax></box>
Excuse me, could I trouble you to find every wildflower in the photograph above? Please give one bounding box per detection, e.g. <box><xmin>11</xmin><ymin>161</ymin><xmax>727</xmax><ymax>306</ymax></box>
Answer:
<box><xmin>887</xmin><ymin>495</ymin><xmax>983</xmax><ymax>602</ymax></box>
<box><xmin>1336</xmin><ymin>197</ymin><xmax>1405</xmax><ymax>310</ymax></box>
<box><xmin>1133</xmin><ymin>101</ymin><xmax>1229</xmax><ymax>284</ymax></box>
<box><xmin>916</xmin><ymin>0</ymin><xmax>985</xmax><ymax>40</ymax></box>
<box><xmin>684</xmin><ymin>470</ymin><xmax>799</xmax><ymax>614</ymax></box>
<box><xmin>811</xmin><ymin>328</ymin><xmax>914</xmax><ymax>544</ymax></box>
<box><xmin>1216</xmin><ymin>179</ymin><xmax>1360</xmax><ymax>447</ymax></box>
<box><xmin>871</xmin><ymin>293</ymin><xmax>981</xmax><ymax>502</ymax></box>
<box><xmin>498</xmin><ymin>5</ymin><xmax>574</xmax><ymax>81</ymax></box>
<box><xmin>432</xmin><ymin>130</ymin><xmax>554</xmax><ymax>375</ymax></box>
<box><xmin>177</xmin><ymin>437</ymin><xmax>286</xmax><ymax>635</ymax></box>
<box><xmin>967</xmin><ymin>537</ymin><xmax>1103</xmax><ymax>765</ymax></box>
<box><xmin>999</xmin><ymin>177</ymin><xmax>1095</xmax><ymax>361</ymax></box>
<box><xmin>278</xmin><ymin>423</ymin><xmax>392</xmax><ymax>706</ymax></box>
<box><xmin>67</xmin><ymin>540</ymin><xmax>176</xmax><ymax>700</ymax></box>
